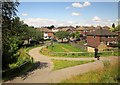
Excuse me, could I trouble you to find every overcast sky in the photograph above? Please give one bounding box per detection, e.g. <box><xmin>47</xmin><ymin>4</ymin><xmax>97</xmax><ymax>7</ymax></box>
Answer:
<box><xmin>17</xmin><ymin>2</ymin><xmax>119</xmax><ymax>27</ymax></box>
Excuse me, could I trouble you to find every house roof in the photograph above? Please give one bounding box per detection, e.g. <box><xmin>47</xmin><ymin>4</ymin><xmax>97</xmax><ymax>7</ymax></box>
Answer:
<box><xmin>36</xmin><ymin>28</ymin><xmax>53</xmax><ymax>32</ymax></box>
<box><xmin>59</xmin><ymin>28</ymin><xmax>70</xmax><ymax>31</ymax></box>
<box><xmin>75</xmin><ymin>26</ymin><xmax>95</xmax><ymax>31</ymax></box>
<box><xmin>87</xmin><ymin>28</ymin><xmax>118</xmax><ymax>36</ymax></box>
<box><xmin>87</xmin><ymin>43</ymin><xmax>98</xmax><ymax>48</ymax></box>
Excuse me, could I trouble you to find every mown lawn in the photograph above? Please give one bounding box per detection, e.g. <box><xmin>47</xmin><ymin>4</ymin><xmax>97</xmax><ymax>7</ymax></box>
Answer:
<box><xmin>40</xmin><ymin>43</ymin><xmax>119</xmax><ymax>58</ymax></box>
<box><xmin>52</xmin><ymin>60</ymin><xmax>95</xmax><ymax>70</ymax></box>
<box><xmin>62</xmin><ymin>61</ymin><xmax>119</xmax><ymax>83</ymax></box>
<box><xmin>48</xmin><ymin>43</ymin><xmax>86</xmax><ymax>52</ymax></box>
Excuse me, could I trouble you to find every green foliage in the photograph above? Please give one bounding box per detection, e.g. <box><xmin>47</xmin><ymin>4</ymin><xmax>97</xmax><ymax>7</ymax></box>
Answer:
<box><xmin>115</xmin><ymin>24</ymin><xmax>120</xmax><ymax>31</ymax></box>
<box><xmin>110</xmin><ymin>24</ymin><xmax>120</xmax><ymax>32</ymax></box>
<box><xmin>52</xmin><ymin>60</ymin><xmax>95</xmax><ymax>70</ymax></box>
<box><xmin>33</xmin><ymin>30</ymin><xmax>43</xmax><ymax>41</ymax></box>
<box><xmin>2</xmin><ymin>16</ymin><xmax>42</xmax><ymax>69</ymax></box>
<box><xmin>70</xmin><ymin>32</ymin><xmax>80</xmax><ymax>39</ymax></box>
<box><xmin>55</xmin><ymin>31</ymin><xmax>69</xmax><ymax>42</ymax></box>
<box><xmin>8</xmin><ymin>48</ymin><xmax>31</xmax><ymax>69</ymax></box>
<box><xmin>70</xmin><ymin>33</ymin><xmax>75</xmax><ymax>38</ymax></box>
<box><xmin>75</xmin><ymin>31</ymin><xmax>80</xmax><ymax>39</ymax></box>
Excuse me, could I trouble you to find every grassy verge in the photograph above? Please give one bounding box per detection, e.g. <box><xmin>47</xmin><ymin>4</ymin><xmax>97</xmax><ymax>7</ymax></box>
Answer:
<box><xmin>41</xmin><ymin>47</ymin><xmax>118</xmax><ymax>58</ymax></box>
<box><xmin>62</xmin><ymin>61</ymin><xmax>119</xmax><ymax>83</ymax></box>
<box><xmin>52</xmin><ymin>60</ymin><xmax>95</xmax><ymax>70</ymax></box>
<box><xmin>2</xmin><ymin>48</ymin><xmax>33</xmax><ymax>81</ymax></box>
<box><xmin>40</xmin><ymin>42</ymin><xmax>119</xmax><ymax>58</ymax></box>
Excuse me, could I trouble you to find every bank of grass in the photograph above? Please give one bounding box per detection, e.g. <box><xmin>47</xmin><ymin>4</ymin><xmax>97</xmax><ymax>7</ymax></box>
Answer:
<box><xmin>52</xmin><ymin>60</ymin><xmax>95</xmax><ymax>70</ymax></box>
<box><xmin>2</xmin><ymin>47</ymin><xmax>35</xmax><ymax>81</ymax></box>
<box><xmin>62</xmin><ymin>61</ymin><xmax>119</xmax><ymax>83</ymax></box>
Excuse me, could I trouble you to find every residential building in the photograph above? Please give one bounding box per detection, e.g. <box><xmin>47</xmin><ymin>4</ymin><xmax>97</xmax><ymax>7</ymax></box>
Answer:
<box><xmin>37</xmin><ymin>28</ymin><xmax>54</xmax><ymax>40</ymax></box>
<box><xmin>52</xmin><ymin>28</ymin><xmax>59</xmax><ymax>33</ymax></box>
<box><xmin>86</xmin><ymin>28</ymin><xmax>118</xmax><ymax>52</ymax></box>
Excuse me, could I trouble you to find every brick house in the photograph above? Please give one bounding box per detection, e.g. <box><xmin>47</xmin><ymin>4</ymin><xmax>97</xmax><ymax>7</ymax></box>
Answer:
<box><xmin>37</xmin><ymin>28</ymin><xmax>54</xmax><ymax>40</ymax></box>
<box><xmin>75</xmin><ymin>26</ymin><xmax>96</xmax><ymax>36</ymax></box>
<box><xmin>86</xmin><ymin>28</ymin><xmax>118</xmax><ymax>52</ymax></box>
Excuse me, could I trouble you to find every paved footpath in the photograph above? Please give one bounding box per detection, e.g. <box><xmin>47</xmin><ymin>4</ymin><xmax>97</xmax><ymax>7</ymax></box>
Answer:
<box><xmin>5</xmin><ymin>46</ymin><xmax>119</xmax><ymax>83</ymax></box>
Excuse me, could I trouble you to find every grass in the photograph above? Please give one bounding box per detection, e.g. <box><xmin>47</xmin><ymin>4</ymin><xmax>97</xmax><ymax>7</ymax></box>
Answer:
<box><xmin>2</xmin><ymin>45</ymin><xmax>38</xmax><ymax>81</ymax></box>
<box><xmin>41</xmin><ymin>47</ymin><xmax>118</xmax><ymax>58</ymax></box>
<box><xmin>62</xmin><ymin>62</ymin><xmax>119</xmax><ymax>83</ymax></box>
<box><xmin>41</xmin><ymin>42</ymin><xmax>119</xmax><ymax>58</ymax></box>
<box><xmin>8</xmin><ymin>48</ymin><xmax>32</xmax><ymax>69</ymax></box>
<box><xmin>52</xmin><ymin>60</ymin><xmax>95</xmax><ymax>70</ymax></box>
<box><xmin>48</xmin><ymin>43</ymin><xmax>86</xmax><ymax>52</ymax></box>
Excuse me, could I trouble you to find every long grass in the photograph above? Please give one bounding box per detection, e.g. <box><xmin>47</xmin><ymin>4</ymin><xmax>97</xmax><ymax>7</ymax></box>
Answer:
<box><xmin>62</xmin><ymin>62</ymin><xmax>119</xmax><ymax>83</ymax></box>
<box><xmin>52</xmin><ymin>60</ymin><xmax>95</xmax><ymax>70</ymax></box>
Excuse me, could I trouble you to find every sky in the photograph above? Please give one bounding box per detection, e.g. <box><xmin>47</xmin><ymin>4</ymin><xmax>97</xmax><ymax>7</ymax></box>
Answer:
<box><xmin>17</xmin><ymin>2</ymin><xmax>119</xmax><ymax>27</ymax></box>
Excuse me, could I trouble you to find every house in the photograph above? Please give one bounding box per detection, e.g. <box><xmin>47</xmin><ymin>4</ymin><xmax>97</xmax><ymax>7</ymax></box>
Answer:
<box><xmin>37</xmin><ymin>28</ymin><xmax>54</xmax><ymax>40</ymax></box>
<box><xmin>52</xmin><ymin>28</ymin><xmax>59</xmax><ymax>33</ymax></box>
<box><xmin>86</xmin><ymin>28</ymin><xmax>118</xmax><ymax>52</ymax></box>
<box><xmin>75</xmin><ymin>26</ymin><xmax>96</xmax><ymax>36</ymax></box>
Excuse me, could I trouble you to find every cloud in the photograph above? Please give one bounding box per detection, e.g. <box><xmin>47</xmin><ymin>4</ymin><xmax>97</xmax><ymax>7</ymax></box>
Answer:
<box><xmin>22</xmin><ymin>17</ymin><xmax>115</xmax><ymax>27</ymax></box>
<box><xmin>92</xmin><ymin>16</ymin><xmax>101</xmax><ymax>21</ymax></box>
<box><xmin>65</xmin><ymin>6</ymin><xmax>70</xmax><ymax>9</ymax></box>
<box><xmin>23</xmin><ymin>18</ymin><xmax>57</xmax><ymax>27</ymax></box>
<box><xmin>21</xmin><ymin>13</ymin><xmax>28</xmax><ymax>16</ymax></box>
<box><xmin>72</xmin><ymin>2</ymin><xmax>91</xmax><ymax>8</ymax></box>
<box><xmin>83</xmin><ymin>2</ymin><xmax>91</xmax><ymax>7</ymax></box>
<box><xmin>72</xmin><ymin>12</ymin><xmax>81</xmax><ymax>16</ymax></box>
<box><xmin>72</xmin><ymin>2</ymin><xmax>83</xmax><ymax>8</ymax></box>
<box><xmin>22</xmin><ymin>18</ymin><xmax>78</xmax><ymax>27</ymax></box>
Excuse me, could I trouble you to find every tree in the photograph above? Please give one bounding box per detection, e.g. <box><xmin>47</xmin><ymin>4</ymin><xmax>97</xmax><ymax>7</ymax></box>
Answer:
<box><xmin>115</xmin><ymin>24</ymin><xmax>120</xmax><ymax>31</ymax></box>
<box><xmin>47</xmin><ymin>25</ymin><xmax>55</xmax><ymax>30</ymax></box>
<box><xmin>55</xmin><ymin>31</ymin><xmax>69</xmax><ymax>42</ymax></box>
<box><xmin>70</xmin><ymin>33</ymin><xmax>75</xmax><ymax>38</ymax></box>
<box><xmin>75</xmin><ymin>31</ymin><xmax>80</xmax><ymax>39</ymax></box>
<box><xmin>2</xmin><ymin>0</ymin><xmax>20</xmax><ymax>69</ymax></box>
<box><xmin>112</xmin><ymin>23</ymin><xmax>115</xmax><ymax>28</ymax></box>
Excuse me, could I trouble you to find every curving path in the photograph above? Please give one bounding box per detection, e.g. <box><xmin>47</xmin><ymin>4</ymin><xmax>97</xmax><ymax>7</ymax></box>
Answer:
<box><xmin>5</xmin><ymin>46</ymin><xmax>118</xmax><ymax>83</ymax></box>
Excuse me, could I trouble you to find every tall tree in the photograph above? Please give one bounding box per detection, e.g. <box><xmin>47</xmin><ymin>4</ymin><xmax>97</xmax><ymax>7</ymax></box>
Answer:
<box><xmin>2</xmin><ymin>0</ymin><xmax>20</xmax><ymax>69</ymax></box>
<box><xmin>112</xmin><ymin>23</ymin><xmax>115</xmax><ymax>28</ymax></box>
<box><xmin>55</xmin><ymin>31</ymin><xmax>69</xmax><ymax>42</ymax></box>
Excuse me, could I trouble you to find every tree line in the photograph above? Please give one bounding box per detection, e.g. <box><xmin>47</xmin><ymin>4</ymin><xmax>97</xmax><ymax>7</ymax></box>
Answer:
<box><xmin>2</xmin><ymin>1</ymin><xmax>42</xmax><ymax>70</ymax></box>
